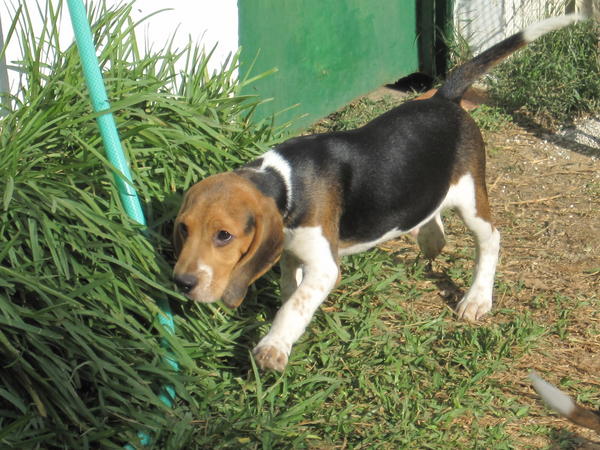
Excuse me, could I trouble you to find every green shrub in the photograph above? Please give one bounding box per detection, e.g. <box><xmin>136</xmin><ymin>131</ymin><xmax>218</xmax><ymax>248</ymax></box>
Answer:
<box><xmin>0</xmin><ymin>1</ymin><xmax>282</xmax><ymax>447</ymax></box>
<box><xmin>488</xmin><ymin>19</ymin><xmax>600</xmax><ymax>127</ymax></box>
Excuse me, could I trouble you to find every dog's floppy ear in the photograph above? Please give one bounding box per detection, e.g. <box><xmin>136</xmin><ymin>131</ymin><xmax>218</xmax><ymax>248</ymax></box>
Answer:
<box><xmin>173</xmin><ymin>190</ymin><xmax>195</xmax><ymax>258</ymax></box>
<box><xmin>221</xmin><ymin>198</ymin><xmax>284</xmax><ymax>308</ymax></box>
<box><xmin>173</xmin><ymin>219</ymin><xmax>184</xmax><ymax>258</ymax></box>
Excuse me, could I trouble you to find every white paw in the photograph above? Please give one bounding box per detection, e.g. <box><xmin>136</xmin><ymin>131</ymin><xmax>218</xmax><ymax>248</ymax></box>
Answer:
<box><xmin>253</xmin><ymin>338</ymin><xmax>290</xmax><ymax>372</ymax></box>
<box><xmin>456</xmin><ymin>292</ymin><xmax>492</xmax><ymax>322</ymax></box>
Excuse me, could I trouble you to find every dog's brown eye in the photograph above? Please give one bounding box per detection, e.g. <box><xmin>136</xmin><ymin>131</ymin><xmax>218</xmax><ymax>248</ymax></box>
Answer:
<box><xmin>178</xmin><ymin>223</ymin><xmax>188</xmax><ymax>239</ymax></box>
<box><xmin>214</xmin><ymin>230</ymin><xmax>233</xmax><ymax>246</ymax></box>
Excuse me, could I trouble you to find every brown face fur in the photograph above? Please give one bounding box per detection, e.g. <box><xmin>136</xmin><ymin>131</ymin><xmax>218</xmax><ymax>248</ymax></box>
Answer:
<box><xmin>173</xmin><ymin>173</ymin><xmax>284</xmax><ymax>307</ymax></box>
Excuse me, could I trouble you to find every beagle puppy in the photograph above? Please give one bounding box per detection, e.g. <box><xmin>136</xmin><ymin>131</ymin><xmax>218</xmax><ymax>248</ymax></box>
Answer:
<box><xmin>173</xmin><ymin>14</ymin><xmax>581</xmax><ymax>371</ymax></box>
<box><xmin>530</xmin><ymin>372</ymin><xmax>600</xmax><ymax>434</ymax></box>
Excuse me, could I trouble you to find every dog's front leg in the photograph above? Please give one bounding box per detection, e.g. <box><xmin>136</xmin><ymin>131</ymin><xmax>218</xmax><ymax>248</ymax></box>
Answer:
<box><xmin>279</xmin><ymin>252</ymin><xmax>303</xmax><ymax>301</ymax></box>
<box><xmin>253</xmin><ymin>227</ymin><xmax>339</xmax><ymax>371</ymax></box>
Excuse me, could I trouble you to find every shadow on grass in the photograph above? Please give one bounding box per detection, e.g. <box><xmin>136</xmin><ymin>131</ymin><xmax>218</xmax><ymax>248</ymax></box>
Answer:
<box><xmin>222</xmin><ymin>275</ymin><xmax>282</xmax><ymax>377</ymax></box>
<box><xmin>426</xmin><ymin>266</ymin><xmax>464</xmax><ymax>310</ymax></box>
<box><xmin>548</xmin><ymin>426</ymin><xmax>600</xmax><ymax>449</ymax></box>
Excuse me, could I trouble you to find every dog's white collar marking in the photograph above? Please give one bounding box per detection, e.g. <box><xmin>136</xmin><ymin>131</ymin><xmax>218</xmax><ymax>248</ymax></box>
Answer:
<box><xmin>260</xmin><ymin>150</ymin><xmax>293</xmax><ymax>214</ymax></box>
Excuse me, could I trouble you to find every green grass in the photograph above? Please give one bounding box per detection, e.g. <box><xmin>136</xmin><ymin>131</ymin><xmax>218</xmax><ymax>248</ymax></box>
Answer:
<box><xmin>0</xmin><ymin>3</ymin><xmax>592</xmax><ymax>448</ymax></box>
<box><xmin>183</xmin><ymin>249</ymin><xmax>550</xmax><ymax>449</ymax></box>
<box><xmin>444</xmin><ymin>8</ymin><xmax>598</xmax><ymax>129</ymax></box>
<box><xmin>306</xmin><ymin>96</ymin><xmax>398</xmax><ymax>134</ymax></box>
<box><xmin>470</xmin><ymin>104</ymin><xmax>513</xmax><ymax>132</ymax></box>
<box><xmin>488</xmin><ymin>18</ymin><xmax>600</xmax><ymax>128</ymax></box>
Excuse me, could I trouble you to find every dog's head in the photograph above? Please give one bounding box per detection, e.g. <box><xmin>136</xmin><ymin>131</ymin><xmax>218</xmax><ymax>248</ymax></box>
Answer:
<box><xmin>173</xmin><ymin>172</ymin><xmax>284</xmax><ymax>307</ymax></box>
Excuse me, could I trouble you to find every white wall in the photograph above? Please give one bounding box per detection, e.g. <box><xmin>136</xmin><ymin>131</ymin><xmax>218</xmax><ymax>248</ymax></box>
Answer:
<box><xmin>453</xmin><ymin>0</ymin><xmax>568</xmax><ymax>55</ymax></box>
<box><xmin>129</xmin><ymin>1</ymin><xmax>238</xmax><ymax>73</ymax></box>
<box><xmin>0</xmin><ymin>0</ymin><xmax>239</xmax><ymax>95</ymax></box>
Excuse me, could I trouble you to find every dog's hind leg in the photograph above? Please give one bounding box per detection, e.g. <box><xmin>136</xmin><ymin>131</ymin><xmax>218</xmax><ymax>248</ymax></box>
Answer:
<box><xmin>449</xmin><ymin>175</ymin><xmax>501</xmax><ymax>321</ymax></box>
<box><xmin>417</xmin><ymin>213</ymin><xmax>446</xmax><ymax>260</ymax></box>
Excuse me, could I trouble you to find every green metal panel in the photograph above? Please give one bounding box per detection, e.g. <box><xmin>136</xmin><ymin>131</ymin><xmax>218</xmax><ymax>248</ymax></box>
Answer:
<box><xmin>417</xmin><ymin>0</ymin><xmax>453</xmax><ymax>76</ymax></box>
<box><xmin>238</xmin><ymin>0</ymin><xmax>418</xmax><ymax>130</ymax></box>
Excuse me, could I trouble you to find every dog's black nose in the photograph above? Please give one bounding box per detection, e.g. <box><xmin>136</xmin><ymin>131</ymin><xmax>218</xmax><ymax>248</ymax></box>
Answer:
<box><xmin>174</xmin><ymin>274</ymin><xmax>197</xmax><ymax>294</ymax></box>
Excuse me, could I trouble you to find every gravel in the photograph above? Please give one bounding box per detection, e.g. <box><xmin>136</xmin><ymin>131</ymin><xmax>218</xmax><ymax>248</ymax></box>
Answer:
<box><xmin>557</xmin><ymin>115</ymin><xmax>600</xmax><ymax>150</ymax></box>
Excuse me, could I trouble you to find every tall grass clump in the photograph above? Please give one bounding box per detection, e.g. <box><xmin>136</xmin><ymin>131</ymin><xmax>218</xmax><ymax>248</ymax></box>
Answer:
<box><xmin>488</xmin><ymin>18</ymin><xmax>600</xmax><ymax>127</ymax></box>
<box><xmin>0</xmin><ymin>1</ymin><xmax>282</xmax><ymax>447</ymax></box>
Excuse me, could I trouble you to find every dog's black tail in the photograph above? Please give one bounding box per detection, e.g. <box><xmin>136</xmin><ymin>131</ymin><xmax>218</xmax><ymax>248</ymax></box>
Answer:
<box><xmin>530</xmin><ymin>372</ymin><xmax>600</xmax><ymax>433</ymax></box>
<box><xmin>436</xmin><ymin>13</ymin><xmax>583</xmax><ymax>103</ymax></box>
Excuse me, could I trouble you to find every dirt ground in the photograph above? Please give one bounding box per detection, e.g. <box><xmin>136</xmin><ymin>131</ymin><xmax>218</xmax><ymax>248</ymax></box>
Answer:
<box><xmin>392</xmin><ymin>109</ymin><xmax>600</xmax><ymax>447</ymax></box>
<box><xmin>480</xmin><ymin>121</ymin><xmax>599</xmax><ymax>448</ymax></box>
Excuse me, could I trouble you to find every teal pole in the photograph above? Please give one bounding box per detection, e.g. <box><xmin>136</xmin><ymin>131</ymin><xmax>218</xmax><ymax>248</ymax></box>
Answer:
<box><xmin>66</xmin><ymin>1</ymin><xmax>178</xmax><ymax>446</ymax></box>
<box><xmin>0</xmin><ymin>18</ymin><xmax>11</xmax><ymax>117</ymax></box>
<box><xmin>66</xmin><ymin>0</ymin><xmax>145</xmax><ymax>224</ymax></box>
